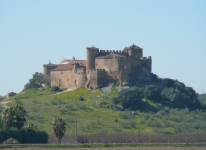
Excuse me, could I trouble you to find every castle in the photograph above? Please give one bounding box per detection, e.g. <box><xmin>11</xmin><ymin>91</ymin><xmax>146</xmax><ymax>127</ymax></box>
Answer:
<box><xmin>43</xmin><ymin>44</ymin><xmax>156</xmax><ymax>89</ymax></box>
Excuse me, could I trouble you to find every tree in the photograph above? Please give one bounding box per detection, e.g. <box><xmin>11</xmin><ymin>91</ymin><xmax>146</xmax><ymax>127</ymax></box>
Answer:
<box><xmin>23</xmin><ymin>72</ymin><xmax>50</xmax><ymax>91</ymax></box>
<box><xmin>111</xmin><ymin>97</ymin><xmax>120</xmax><ymax>110</ymax></box>
<box><xmin>51</xmin><ymin>118</ymin><xmax>66</xmax><ymax>144</ymax></box>
<box><xmin>2</xmin><ymin>105</ymin><xmax>27</xmax><ymax>129</ymax></box>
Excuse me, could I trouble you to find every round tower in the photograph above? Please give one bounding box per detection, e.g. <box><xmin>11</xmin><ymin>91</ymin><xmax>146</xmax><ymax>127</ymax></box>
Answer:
<box><xmin>43</xmin><ymin>61</ymin><xmax>58</xmax><ymax>88</ymax></box>
<box><xmin>86</xmin><ymin>46</ymin><xmax>99</xmax><ymax>72</ymax></box>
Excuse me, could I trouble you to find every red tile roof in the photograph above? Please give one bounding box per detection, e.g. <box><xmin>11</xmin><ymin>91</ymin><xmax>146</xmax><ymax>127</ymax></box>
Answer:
<box><xmin>51</xmin><ymin>60</ymin><xmax>86</xmax><ymax>71</ymax></box>
<box><xmin>60</xmin><ymin>60</ymin><xmax>86</xmax><ymax>66</ymax></box>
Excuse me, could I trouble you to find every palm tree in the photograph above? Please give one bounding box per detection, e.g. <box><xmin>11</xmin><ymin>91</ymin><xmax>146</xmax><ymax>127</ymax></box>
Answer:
<box><xmin>51</xmin><ymin>118</ymin><xmax>66</xmax><ymax>144</ymax></box>
<box><xmin>2</xmin><ymin>105</ymin><xmax>27</xmax><ymax>129</ymax></box>
<box><xmin>13</xmin><ymin>105</ymin><xmax>27</xmax><ymax>129</ymax></box>
<box><xmin>24</xmin><ymin>123</ymin><xmax>37</xmax><ymax>129</ymax></box>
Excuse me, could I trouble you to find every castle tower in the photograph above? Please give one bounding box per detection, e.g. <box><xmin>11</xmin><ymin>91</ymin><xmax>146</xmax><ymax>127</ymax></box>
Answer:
<box><xmin>124</xmin><ymin>44</ymin><xmax>143</xmax><ymax>58</ymax></box>
<box><xmin>43</xmin><ymin>61</ymin><xmax>58</xmax><ymax>88</ymax></box>
<box><xmin>86</xmin><ymin>46</ymin><xmax>99</xmax><ymax>72</ymax></box>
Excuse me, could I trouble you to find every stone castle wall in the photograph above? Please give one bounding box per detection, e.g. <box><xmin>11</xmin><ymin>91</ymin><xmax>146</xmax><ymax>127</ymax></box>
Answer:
<box><xmin>50</xmin><ymin>70</ymin><xmax>87</xmax><ymax>89</ymax></box>
<box><xmin>95</xmin><ymin>58</ymin><xmax>119</xmax><ymax>72</ymax></box>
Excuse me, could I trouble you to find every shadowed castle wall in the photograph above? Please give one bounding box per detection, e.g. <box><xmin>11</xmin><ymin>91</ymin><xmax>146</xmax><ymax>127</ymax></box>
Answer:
<box><xmin>95</xmin><ymin>58</ymin><xmax>119</xmax><ymax>72</ymax></box>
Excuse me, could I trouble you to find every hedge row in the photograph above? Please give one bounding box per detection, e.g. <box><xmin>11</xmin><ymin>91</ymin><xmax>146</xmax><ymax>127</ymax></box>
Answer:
<box><xmin>0</xmin><ymin>128</ymin><xmax>48</xmax><ymax>143</ymax></box>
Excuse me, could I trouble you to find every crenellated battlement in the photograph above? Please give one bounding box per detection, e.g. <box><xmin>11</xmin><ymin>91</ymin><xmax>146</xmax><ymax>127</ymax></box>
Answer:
<box><xmin>100</xmin><ymin>50</ymin><xmax>123</xmax><ymax>53</ymax></box>
<box><xmin>140</xmin><ymin>56</ymin><xmax>152</xmax><ymax>60</ymax></box>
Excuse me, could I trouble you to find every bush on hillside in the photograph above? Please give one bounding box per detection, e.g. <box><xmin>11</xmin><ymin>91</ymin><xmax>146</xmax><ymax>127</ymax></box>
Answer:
<box><xmin>51</xmin><ymin>85</ymin><xmax>60</xmax><ymax>92</ymax></box>
<box><xmin>144</xmin><ymin>85</ymin><xmax>159</xmax><ymax>100</ymax></box>
<box><xmin>161</xmin><ymin>86</ymin><xmax>202</xmax><ymax>110</ymax></box>
<box><xmin>119</xmin><ymin>112</ymin><xmax>131</xmax><ymax>119</ymax></box>
<box><xmin>115</xmin><ymin>87</ymin><xmax>144</xmax><ymax>109</ymax></box>
<box><xmin>65</xmin><ymin>103</ymin><xmax>73</xmax><ymax>110</ymax></box>
<box><xmin>78</xmin><ymin>96</ymin><xmax>84</xmax><ymax>101</ymax></box>
<box><xmin>76</xmin><ymin>102</ymin><xmax>86</xmax><ymax>109</ymax></box>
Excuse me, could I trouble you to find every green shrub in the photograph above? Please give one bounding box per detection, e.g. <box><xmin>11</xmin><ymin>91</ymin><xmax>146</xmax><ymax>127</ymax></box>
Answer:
<box><xmin>140</xmin><ymin>113</ymin><xmax>150</xmax><ymax>123</ymax></box>
<box><xmin>114</xmin><ymin>87</ymin><xmax>144</xmax><ymax>109</ymax></box>
<box><xmin>32</xmin><ymin>99</ymin><xmax>38</xmax><ymax>104</ymax></box>
<box><xmin>174</xmin><ymin>122</ymin><xmax>185</xmax><ymax>133</ymax></box>
<box><xmin>15</xmin><ymin>100</ymin><xmax>23</xmax><ymax>105</ymax></box>
<box><xmin>0</xmin><ymin>128</ymin><xmax>48</xmax><ymax>143</ymax></box>
<box><xmin>97</xmin><ymin>119</ymin><xmax>102</xmax><ymax>125</ymax></box>
<box><xmin>120</xmin><ymin>120</ymin><xmax>130</xmax><ymax>128</ymax></box>
<box><xmin>155</xmin><ymin>129</ymin><xmax>173</xmax><ymax>135</ymax></box>
<box><xmin>78</xmin><ymin>96</ymin><xmax>84</xmax><ymax>101</ymax></box>
<box><xmin>57</xmin><ymin>98</ymin><xmax>65</xmax><ymax>104</ymax></box>
<box><xmin>98</xmin><ymin>128</ymin><xmax>108</xmax><ymax>135</ymax></box>
<box><xmin>76</xmin><ymin>102</ymin><xmax>86</xmax><ymax>109</ymax></box>
<box><xmin>130</xmin><ymin>121</ymin><xmax>137</xmax><ymax>128</ymax></box>
<box><xmin>144</xmin><ymin>85</ymin><xmax>158</xmax><ymax>100</ymax></box>
<box><xmin>90</xmin><ymin>121</ymin><xmax>97</xmax><ymax>128</ymax></box>
<box><xmin>147</xmin><ymin>120</ymin><xmax>161</xmax><ymax>128</ymax></box>
<box><xmin>112</xmin><ymin>125</ymin><xmax>121</xmax><ymax>133</ymax></box>
<box><xmin>51</xmin><ymin>86</ymin><xmax>60</xmax><ymax>92</ymax></box>
<box><xmin>65</xmin><ymin>103</ymin><xmax>73</xmax><ymax>110</ymax></box>
<box><xmin>119</xmin><ymin>112</ymin><xmax>131</xmax><ymax>119</ymax></box>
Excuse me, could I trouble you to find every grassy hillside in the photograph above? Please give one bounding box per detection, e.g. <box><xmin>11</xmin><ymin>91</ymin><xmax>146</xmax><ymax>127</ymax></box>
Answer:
<box><xmin>5</xmin><ymin>86</ymin><xmax>206</xmax><ymax>136</ymax></box>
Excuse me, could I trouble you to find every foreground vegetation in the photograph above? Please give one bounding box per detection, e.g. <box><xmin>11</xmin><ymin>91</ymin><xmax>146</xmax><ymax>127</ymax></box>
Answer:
<box><xmin>4</xmin><ymin>82</ymin><xmax>206</xmax><ymax>136</ymax></box>
<box><xmin>1</xmin><ymin>72</ymin><xmax>205</xmax><ymax>144</ymax></box>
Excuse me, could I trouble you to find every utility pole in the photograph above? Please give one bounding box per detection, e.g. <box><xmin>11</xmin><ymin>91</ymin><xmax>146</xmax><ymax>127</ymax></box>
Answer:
<box><xmin>76</xmin><ymin>117</ymin><xmax>77</xmax><ymax>140</ymax></box>
<box><xmin>138</xmin><ymin>123</ymin><xmax>140</xmax><ymax>143</ymax></box>
<box><xmin>131</xmin><ymin>119</ymin><xmax>133</xmax><ymax>142</ymax></box>
<box><xmin>184</xmin><ymin>120</ymin><xmax>187</xmax><ymax>135</ymax></box>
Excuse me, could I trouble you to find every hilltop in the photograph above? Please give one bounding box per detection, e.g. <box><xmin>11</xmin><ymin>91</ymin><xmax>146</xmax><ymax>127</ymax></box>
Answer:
<box><xmin>4</xmin><ymin>82</ymin><xmax>206</xmax><ymax>136</ymax></box>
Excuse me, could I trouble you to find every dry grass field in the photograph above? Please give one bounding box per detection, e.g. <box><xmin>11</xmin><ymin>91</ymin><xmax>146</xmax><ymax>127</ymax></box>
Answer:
<box><xmin>2</xmin><ymin>148</ymin><xmax>206</xmax><ymax>150</ymax></box>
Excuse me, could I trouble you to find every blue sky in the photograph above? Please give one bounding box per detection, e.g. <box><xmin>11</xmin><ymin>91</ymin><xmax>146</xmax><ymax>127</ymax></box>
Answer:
<box><xmin>0</xmin><ymin>0</ymin><xmax>206</xmax><ymax>96</ymax></box>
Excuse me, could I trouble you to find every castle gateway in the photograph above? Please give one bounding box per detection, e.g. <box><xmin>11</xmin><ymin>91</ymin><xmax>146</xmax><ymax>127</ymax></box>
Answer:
<box><xmin>43</xmin><ymin>44</ymin><xmax>154</xmax><ymax>89</ymax></box>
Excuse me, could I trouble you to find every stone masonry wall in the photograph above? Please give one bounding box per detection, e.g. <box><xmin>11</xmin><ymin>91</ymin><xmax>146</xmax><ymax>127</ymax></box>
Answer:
<box><xmin>50</xmin><ymin>70</ymin><xmax>87</xmax><ymax>89</ymax></box>
<box><xmin>95</xmin><ymin>58</ymin><xmax>119</xmax><ymax>72</ymax></box>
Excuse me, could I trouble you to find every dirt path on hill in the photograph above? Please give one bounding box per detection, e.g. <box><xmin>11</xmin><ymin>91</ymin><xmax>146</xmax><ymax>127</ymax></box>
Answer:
<box><xmin>0</xmin><ymin>101</ymin><xmax>11</xmax><ymax>109</ymax></box>
<box><xmin>0</xmin><ymin>88</ymin><xmax>75</xmax><ymax>109</ymax></box>
<box><xmin>50</xmin><ymin>88</ymin><xmax>76</xmax><ymax>96</ymax></box>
